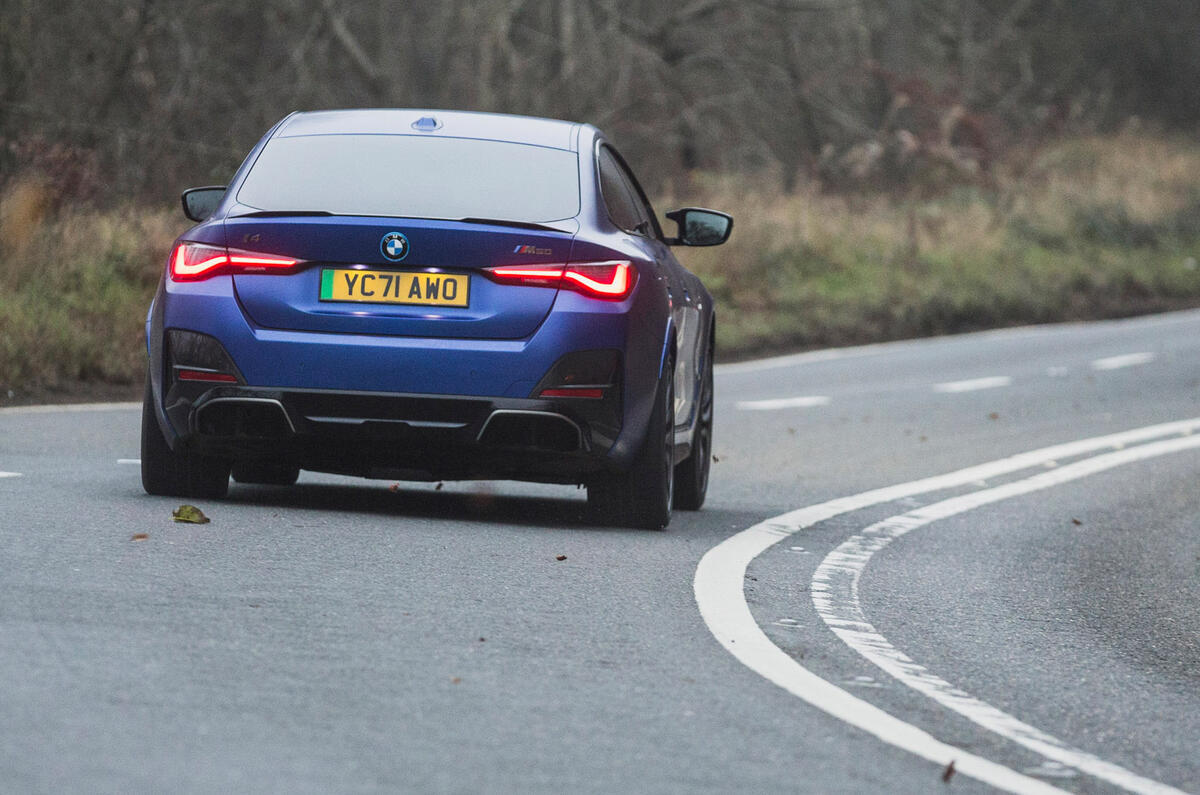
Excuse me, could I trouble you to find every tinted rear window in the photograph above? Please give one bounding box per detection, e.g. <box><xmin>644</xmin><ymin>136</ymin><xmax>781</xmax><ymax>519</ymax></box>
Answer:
<box><xmin>236</xmin><ymin>135</ymin><xmax>580</xmax><ymax>222</ymax></box>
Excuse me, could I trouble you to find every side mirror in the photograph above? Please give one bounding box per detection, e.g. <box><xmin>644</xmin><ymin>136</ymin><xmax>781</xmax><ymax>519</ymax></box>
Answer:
<box><xmin>665</xmin><ymin>207</ymin><xmax>733</xmax><ymax>247</ymax></box>
<box><xmin>181</xmin><ymin>186</ymin><xmax>226</xmax><ymax>222</ymax></box>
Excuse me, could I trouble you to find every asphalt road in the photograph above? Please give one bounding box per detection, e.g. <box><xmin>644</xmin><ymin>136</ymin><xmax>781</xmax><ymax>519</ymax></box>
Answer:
<box><xmin>2</xmin><ymin>309</ymin><xmax>1198</xmax><ymax>794</ymax></box>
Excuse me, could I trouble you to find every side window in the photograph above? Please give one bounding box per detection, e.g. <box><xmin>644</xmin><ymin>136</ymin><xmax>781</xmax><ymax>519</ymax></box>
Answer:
<box><xmin>597</xmin><ymin>146</ymin><xmax>644</xmax><ymax>233</ymax></box>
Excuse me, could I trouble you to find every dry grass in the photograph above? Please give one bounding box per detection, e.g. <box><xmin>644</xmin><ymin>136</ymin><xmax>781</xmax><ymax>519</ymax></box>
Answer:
<box><xmin>2</xmin><ymin>132</ymin><xmax>1200</xmax><ymax>393</ymax></box>
<box><xmin>668</xmin><ymin>133</ymin><xmax>1200</xmax><ymax>357</ymax></box>
<box><xmin>0</xmin><ymin>182</ymin><xmax>182</xmax><ymax>390</ymax></box>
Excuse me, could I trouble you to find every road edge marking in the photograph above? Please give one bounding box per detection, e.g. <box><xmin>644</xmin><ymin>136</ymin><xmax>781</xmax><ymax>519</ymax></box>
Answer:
<box><xmin>813</xmin><ymin>435</ymin><xmax>1200</xmax><ymax>795</ymax></box>
<box><xmin>694</xmin><ymin>417</ymin><xmax>1200</xmax><ymax>793</ymax></box>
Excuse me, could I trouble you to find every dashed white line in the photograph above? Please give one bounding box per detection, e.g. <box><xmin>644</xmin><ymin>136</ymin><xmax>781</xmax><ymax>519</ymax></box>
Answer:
<box><xmin>0</xmin><ymin>471</ymin><xmax>22</xmax><ymax>479</ymax></box>
<box><xmin>1091</xmin><ymin>352</ymin><xmax>1156</xmax><ymax>371</ymax></box>
<box><xmin>812</xmin><ymin>435</ymin><xmax>1200</xmax><ymax>795</ymax></box>
<box><xmin>694</xmin><ymin>417</ymin><xmax>1200</xmax><ymax>794</ymax></box>
<box><xmin>736</xmin><ymin>396</ymin><xmax>831</xmax><ymax>411</ymax></box>
<box><xmin>0</xmin><ymin>401</ymin><xmax>140</xmax><ymax>415</ymax></box>
<box><xmin>932</xmin><ymin>375</ymin><xmax>1012</xmax><ymax>393</ymax></box>
<box><xmin>117</xmin><ymin>459</ymin><xmax>141</xmax><ymax>465</ymax></box>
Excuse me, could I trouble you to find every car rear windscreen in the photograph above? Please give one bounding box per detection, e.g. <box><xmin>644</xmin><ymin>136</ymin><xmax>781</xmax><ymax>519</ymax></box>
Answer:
<box><xmin>236</xmin><ymin>135</ymin><xmax>580</xmax><ymax>222</ymax></box>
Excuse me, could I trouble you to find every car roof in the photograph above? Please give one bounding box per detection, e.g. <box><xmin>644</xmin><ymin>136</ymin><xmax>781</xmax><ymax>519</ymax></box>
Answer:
<box><xmin>273</xmin><ymin>109</ymin><xmax>583</xmax><ymax>151</ymax></box>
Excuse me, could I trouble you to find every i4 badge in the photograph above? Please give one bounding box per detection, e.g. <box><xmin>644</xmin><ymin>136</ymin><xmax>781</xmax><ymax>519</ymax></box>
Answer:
<box><xmin>381</xmin><ymin>231</ymin><xmax>410</xmax><ymax>262</ymax></box>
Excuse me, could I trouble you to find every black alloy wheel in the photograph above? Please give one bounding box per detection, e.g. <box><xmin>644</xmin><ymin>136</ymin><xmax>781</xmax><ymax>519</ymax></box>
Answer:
<box><xmin>140</xmin><ymin>373</ymin><xmax>230</xmax><ymax>498</ymax></box>
<box><xmin>588</xmin><ymin>352</ymin><xmax>675</xmax><ymax>529</ymax></box>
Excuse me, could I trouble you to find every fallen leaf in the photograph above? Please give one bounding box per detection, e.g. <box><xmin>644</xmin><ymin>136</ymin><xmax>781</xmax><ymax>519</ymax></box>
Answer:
<box><xmin>919</xmin><ymin>435</ymin><xmax>928</xmax><ymax>442</ymax></box>
<box><xmin>1071</xmin><ymin>518</ymin><xmax>1083</xmax><ymax>526</ymax></box>
<box><xmin>450</xmin><ymin>677</ymin><xmax>462</xmax><ymax>685</ymax></box>
<box><xmin>556</xmin><ymin>554</ymin><xmax>567</xmax><ymax>561</ymax></box>
<box><xmin>388</xmin><ymin>482</ymin><xmax>400</xmax><ymax>492</ymax></box>
<box><xmin>131</xmin><ymin>533</ymin><xmax>149</xmax><ymax>542</ymax></box>
<box><xmin>988</xmin><ymin>412</ymin><xmax>1000</xmax><ymax>421</ymax></box>
<box><xmin>942</xmin><ymin>760</ymin><xmax>956</xmax><ymax>783</ymax></box>
<box><xmin>787</xmin><ymin>427</ymin><xmax>796</xmax><ymax>435</ymax></box>
<box><xmin>479</xmin><ymin>637</ymin><xmax>486</xmax><ymax>642</ymax></box>
<box><xmin>171</xmin><ymin>505</ymin><xmax>210</xmax><ymax>524</ymax></box>
<box><xmin>712</xmin><ymin>454</ymin><xmax>720</xmax><ymax>463</ymax></box>
<box><xmin>435</xmin><ymin>482</ymin><xmax>444</xmax><ymax>491</ymax></box>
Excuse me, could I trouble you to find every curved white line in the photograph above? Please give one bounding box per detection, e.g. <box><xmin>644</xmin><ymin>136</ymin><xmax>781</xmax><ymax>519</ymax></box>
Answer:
<box><xmin>695</xmin><ymin>418</ymin><xmax>1200</xmax><ymax>793</ymax></box>
<box><xmin>813</xmin><ymin>435</ymin><xmax>1200</xmax><ymax>795</ymax></box>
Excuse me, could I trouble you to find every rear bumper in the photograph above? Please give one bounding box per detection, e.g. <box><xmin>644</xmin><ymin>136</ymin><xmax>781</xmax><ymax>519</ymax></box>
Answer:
<box><xmin>166</xmin><ymin>385</ymin><xmax>620</xmax><ymax>483</ymax></box>
<box><xmin>148</xmin><ymin>267</ymin><xmax>671</xmax><ymax>475</ymax></box>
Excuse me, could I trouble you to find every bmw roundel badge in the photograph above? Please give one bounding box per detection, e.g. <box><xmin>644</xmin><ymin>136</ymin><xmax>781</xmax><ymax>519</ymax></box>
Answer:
<box><xmin>380</xmin><ymin>231</ymin><xmax>410</xmax><ymax>262</ymax></box>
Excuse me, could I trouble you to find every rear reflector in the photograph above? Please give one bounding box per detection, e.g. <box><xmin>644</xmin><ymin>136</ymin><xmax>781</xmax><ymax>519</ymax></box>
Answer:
<box><xmin>539</xmin><ymin>388</ymin><xmax>606</xmax><ymax>399</ymax></box>
<box><xmin>484</xmin><ymin>260</ymin><xmax>636</xmax><ymax>299</ymax></box>
<box><xmin>177</xmin><ymin>369</ymin><xmax>239</xmax><ymax>383</ymax></box>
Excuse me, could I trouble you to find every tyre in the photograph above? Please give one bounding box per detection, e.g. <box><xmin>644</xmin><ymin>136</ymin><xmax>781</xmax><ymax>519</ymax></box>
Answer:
<box><xmin>141</xmin><ymin>375</ymin><xmax>230</xmax><ymax>498</ymax></box>
<box><xmin>588</xmin><ymin>353</ymin><xmax>675</xmax><ymax>530</ymax></box>
<box><xmin>674</xmin><ymin>337</ymin><xmax>712</xmax><ymax>511</ymax></box>
<box><xmin>231</xmin><ymin>461</ymin><xmax>300</xmax><ymax>486</ymax></box>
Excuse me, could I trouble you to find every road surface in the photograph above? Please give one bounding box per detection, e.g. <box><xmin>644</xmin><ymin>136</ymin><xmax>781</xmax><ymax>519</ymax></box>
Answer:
<box><xmin>2</xmin><ymin>309</ymin><xmax>1198</xmax><ymax>793</ymax></box>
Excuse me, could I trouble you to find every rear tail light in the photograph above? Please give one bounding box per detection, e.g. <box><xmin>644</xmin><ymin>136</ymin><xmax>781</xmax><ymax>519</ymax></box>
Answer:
<box><xmin>484</xmin><ymin>260</ymin><xmax>636</xmax><ymax>300</ymax></box>
<box><xmin>170</xmin><ymin>242</ymin><xmax>299</xmax><ymax>282</ymax></box>
<box><xmin>562</xmin><ymin>262</ymin><xmax>635</xmax><ymax>297</ymax></box>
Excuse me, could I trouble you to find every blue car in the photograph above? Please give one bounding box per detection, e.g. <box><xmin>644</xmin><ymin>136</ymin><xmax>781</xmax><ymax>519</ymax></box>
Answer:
<box><xmin>142</xmin><ymin>109</ymin><xmax>731</xmax><ymax>529</ymax></box>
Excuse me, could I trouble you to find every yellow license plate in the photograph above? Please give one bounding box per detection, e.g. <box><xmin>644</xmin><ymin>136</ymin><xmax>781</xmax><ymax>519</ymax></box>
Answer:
<box><xmin>320</xmin><ymin>269</ymin><xmax>470</xmax><ymax>307</ymax></box>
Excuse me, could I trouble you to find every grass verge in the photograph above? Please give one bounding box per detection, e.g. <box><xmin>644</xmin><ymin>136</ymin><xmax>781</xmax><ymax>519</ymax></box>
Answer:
<box><xmin>669</xmin><ymin>133</ymin><xmax>1200</xmax><ymax>357</ymax></box>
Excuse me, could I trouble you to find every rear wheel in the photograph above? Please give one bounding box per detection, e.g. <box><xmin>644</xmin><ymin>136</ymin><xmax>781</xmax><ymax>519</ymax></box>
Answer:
<box><xmin>141</xmin><ymin>374</ymin><xmax>230</xmax><ymax>498</ymax></box>
<box><xmin>588</xmin><ymin>353</ymin><xmax>675</xmax><ymax>530</ymax></box>
<box><xmin>231</xmin><ymin>461</ymin><xmax>300</xmax><ymax>486</ymax></box>
<box><xmin>674</xmin><ymin>339</ymin><xmax>713</xmax><ymax>511</ymax></box>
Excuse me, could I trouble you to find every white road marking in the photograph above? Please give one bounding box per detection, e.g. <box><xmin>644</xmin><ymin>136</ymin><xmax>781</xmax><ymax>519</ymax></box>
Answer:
<box><xmin>1046</xmin><ymin>366</ymin><xmax>1070</xmax><ymax>377</ymax></box>
<box><xmin>117</xmin><ymin>459</ymin><xmax>141</xmax><ymax>465</ymax></box>
<box><xmin>715</xmin><ymin>308</ymin><xmax>1200</xmax><ymax>376</ymax></box>
<box><xmin>0</xmin><ymin>471</ymin><xmax>21</xmax><ymax>479</ymax></box>
<box><xmin>1091</xmin><ymin>352</ymin><xmax>1156</xmax><ymax>371</ymax></box>
<box><xmin>736</xmin><ymin>396</ymin><xmax>830</xmax><ymax>411</ymax></box>
<box><xmin>694</xmin><ymin>417</ymin><xmax>1200</xmax><ymax>794</ymax></box>
<box><xmin>932</xmin><ymin>376</ymin><xmax>1012</xmax><ymax>393</ymax></box>
<box><xmin>716</xmin><ymin>343</ymin><xmax>892</xmax><ymax>375</ymax></box>
<box><xmin>813</xmin><ymin>435</ymin><xmax>1200</xmax><ymax>795</ymax></box>
<box><xmin>0</xmin><ymin>401</ymin><xmax>140</xmax><ymax>415</ymax></box>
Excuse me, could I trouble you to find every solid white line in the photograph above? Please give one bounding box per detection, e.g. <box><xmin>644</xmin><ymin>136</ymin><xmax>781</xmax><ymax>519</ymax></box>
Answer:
<box><xmin>0</xmin><ymin>401</ymin><xmax>140</xmax><ymax>415</ymax></box>
<box><xmin>694</xmin><ymin>417</ymin><xmax>1200</xmax><ymax>793</ymax></box>
<box><xmin>813</xmin><ymin>435</ymin><xmax>1200</xmax><ymax>795</ymax></box>
<box><xmin>736</xmin><ymin>396</ymin><xmax>830</xmax><ymax>411</ymax></box>
<box><xmin>117</xmin><ymin>459</ymin><xmax>141</xmax><ymax>465</ymax></box>
<box><xmin>1091</xmin><ymin>352</ymin><xmax>1156</xmax><ymax>371</ymax></box>
<box><xmin>933</xmin><ymin>376</ymin><xmax>1012</xmax><ymax>393</ymax></box>
<box><xmin>0</xmin><ymin>471</ymin><xmax>21</xmax><ymax>479</ymax></box>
